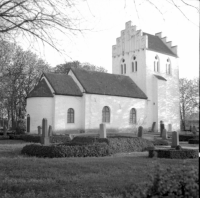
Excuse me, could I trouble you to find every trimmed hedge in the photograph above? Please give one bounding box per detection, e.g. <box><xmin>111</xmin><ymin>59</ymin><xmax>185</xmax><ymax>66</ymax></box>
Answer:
<box><xmin>0</xmin><ymin>135</ymin><xmax>9</xmax><ymax>140</ymax></box>
<box><xmin>188</xmin><ymin>139</ymin><xmax>199</xmax><ymax>144</ymax></box>
<box><xmin>72</xmin><ymin>136</ymin><xmax>154</xmax><ymax>154</ymax></box>
<box><xmin>114</xmin><ymin>165</ymin><xmax>199</xmax><ymax>198</ymax></box>
<box><xmin>152</xmin><ymin>139</ymin><xmax>169</xmax><ymax>146</ymax></box>
<box><xmin>21</xmin><ymin>143</ymin><xmax>110</xmax><ymax>158</ymax></box>
<box><xmin>179</xmin><ymin>134</ymin><xmax>199</xmax><ymax>141</ymax></box>
<box><xmin>9</xmin><ymin>134</ymin><xmax>71</xmax><ymax>143</ymax></box>
<box><xmin>149</xmin><ymin>148</ymin><xmax>198</xmax><ymax>159</ymax></box>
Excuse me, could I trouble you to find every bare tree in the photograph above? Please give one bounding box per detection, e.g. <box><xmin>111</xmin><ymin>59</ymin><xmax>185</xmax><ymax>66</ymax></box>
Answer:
<box><xmin>0</xmin><ymin>40</ymin><xmax>51</xmax><ymax>129</ymax></box>
<box><xmin>0</xmin><ymin>0</ymin><xmax>85</xmax><ymax>51</ymax></box>
<box><xmin>179</xmin><ymin>78</ymin><xmax>199</xmax><ymax>130</ymax></box>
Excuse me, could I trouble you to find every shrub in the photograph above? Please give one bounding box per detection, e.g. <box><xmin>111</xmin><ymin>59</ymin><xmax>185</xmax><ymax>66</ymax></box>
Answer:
<box><xmin>21</xmin><ymin>142</ymin><xmax>110</xmax><ymax>158</ymax></box>
<box><xmin>72</xmin><ymin>136</ymin><xmax>154</xmax><ymax>154</ymax></box>
<box><xmin>15</xmin><ymin>118</ymin><xmax>26</xmax><ymax>134</ymax></box>
<box><xmin>112</xmin><ymin>165</ymin><xmax>199</xmax><ymax>198</ymax></box>
<box><xmin>188</xmin><ymin>139</ymin><xmax>199</xmax><ymax>144</ymax></box>
<box><xmin>0</xmin><ymin>135</ymin><xmax>9</xmax><ymax>140</ymax></box>
<box><xmin>149</xmin><ymin>148</ymin><xmax>198</xmax><ymax>159</ymax></box>
<box><xmin>179</xmin><ymin>134</ymin><xmax>199</xmax><ymax>141</ymax></box>
<box><xmin>153</xmin><ymin>139</ymin><xmax>169</xmax><ymax>146</ymax></box>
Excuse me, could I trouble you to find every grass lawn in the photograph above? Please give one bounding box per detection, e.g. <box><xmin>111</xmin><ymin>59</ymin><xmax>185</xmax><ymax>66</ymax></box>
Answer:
<box><xmin>0</xmin><ymin>139</ymin><xmax>199</xmax><ymax>198</ymax></box>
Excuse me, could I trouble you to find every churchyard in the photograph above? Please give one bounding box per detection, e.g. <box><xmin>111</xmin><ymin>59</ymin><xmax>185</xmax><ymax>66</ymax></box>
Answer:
<box><xmin>0</xmin><ymin>124</ymin><xmax>199</xmax><ymax>198</ymax></box>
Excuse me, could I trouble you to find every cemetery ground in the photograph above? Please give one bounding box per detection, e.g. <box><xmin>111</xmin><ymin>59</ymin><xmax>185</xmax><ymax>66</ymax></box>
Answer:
<box><xmin>0</xmin><ymin>133</ymin><xmax>199</xmax><ymax>198</ymax></box>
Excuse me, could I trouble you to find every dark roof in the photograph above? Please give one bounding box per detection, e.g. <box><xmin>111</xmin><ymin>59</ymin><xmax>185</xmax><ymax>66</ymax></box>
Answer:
<box><xmin>143</xmin><ymin>32</ymin><xmax>177</xmax><ymax>57</ymax></box>
<box><xmin>154</xmin><ymin>75</ymin><xmax>167</xmax><ymax>81</ymax></box>
<box><xmin>43</xmin><ymin>73</ymin><xmax>83</xmax><ymax>96</ymax></box>
<box><xmin>27</xmin><ymin>79</ymin><xmax>54</xmax><ymax>98</ymax></box>
<box><xmin>71</xmin><ymin>68</ymin><xmax>147</xmax><ymax>99</ymax></box>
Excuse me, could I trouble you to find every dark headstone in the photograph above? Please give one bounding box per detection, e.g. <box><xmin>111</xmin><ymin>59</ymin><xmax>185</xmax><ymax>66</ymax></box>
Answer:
<box><xmin>138</xmin><ymin>126</ymin><xmax>143</xmax><ymax>137</ymax></box>
<box><xmin>48</xmin><ymin>125</ymin><xmax>53</xmax><ymax>136</ymax></box>
<box><xmin>41</xmin><ymin>118</ymin><xmax>50</xmax><ymax>145</ymax></box>
<box><xmin>151</xmin><ymin>122</ymin><xmax>156</xmax><ymax>133</ymax></box>
<box><xmin>3</xmin><ymin>125</ymin><xmax>7</xmax><ymax>136</ymax></box>
<box><xmin>171</xmin><ymin>131</ymin><xmax>179</xmax><ymax>148</ymax></box>
<box><xmin>37</xmin><ymin>126</ymin><xmax>41</xmax><ymax>136</ymax></box>
<box><xmin>160</xmin><ymin>121</ymin><xmax>165</xmax><ymax>137</ymax></box>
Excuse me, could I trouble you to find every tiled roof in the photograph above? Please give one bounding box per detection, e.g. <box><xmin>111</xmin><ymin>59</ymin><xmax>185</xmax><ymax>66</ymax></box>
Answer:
<box><xmin>143</xmin><ymin>32</ymin><xmax>177</xmax><ymax>57</ymax></box>
<box><xmin>71</xmin><ymin>68</ymin><xmax>147</xmax><ymax>99</ymax></box>
<box><xmin>27</xmin><ymin>79</ymin><xmax>54</xmax><ymax>98</ymax></box>
<box><xmin>43</xmin><ymin>73</ymin><xmax>83</xmax><ymax>96</ymax></box>
<box><xmin>154</xmin><ymin>74</ymin><xmax>167</xmax><ymax>81</ymax></box>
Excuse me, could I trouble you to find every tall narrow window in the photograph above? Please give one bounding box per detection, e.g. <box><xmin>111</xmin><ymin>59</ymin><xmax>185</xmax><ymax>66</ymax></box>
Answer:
<box><xmin>124</xmin><ymin>64</ymin><xmax>126</xmax><ymax>74</ymax></box>
<box><xmin>102</xmin><ymin>106</ymin><xmax>110</xmax><ymax>123</ymax></box>
<box><xmin>130</xmin><ymin>108</ymin><xmax>136</xmax><ymax>124</ymax></box>
<box><xmin>132</xmin><ymin>56</ymin><xmax>137</xmax><ymax>72</ymax></box>
<box><xmin>67</xmin><ymin>108</ymin><xmax>74</xmax><ymax>123</ymax></box>
<box><xmin>154</xmin><ymin>55</ymin><xmax>159</xmax><ymax>72</ymax></box>
<box><xmin>120</xmin><ymin>59</ymin><xmax>126</xmax><ymax>75</ymax></box>
<box><xmin>121</xmin><ymin>64</ymin><xmax>123</xmax><ymax>74</ymax></box>
<box><xmin>166</xmin><ymin>58</ymin><xmax>171</xmax><ymax>75</ymax></box>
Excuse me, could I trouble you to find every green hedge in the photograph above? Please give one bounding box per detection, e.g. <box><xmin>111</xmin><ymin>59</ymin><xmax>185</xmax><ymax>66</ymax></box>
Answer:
<box><xmin>179</xmin><ymin>134</ymin><xmax>199</xmax><ymax>141</ymax></box>
<box><xmin>21</xmin><ymin>143</ymin><xmax>110</xmax><ymax>158</ymax></box>
<box><xmin>9</xmin><ymin>134</ymin><xmax>70</xmax><ymax>143</ymax></box>
<box><xmin>114</xmin><ymin>165</ymin><xmax>199</xmax><ymax>198</ymax></box>
<box><xmin>149</xmin><ymin>148</ymin><xmax>198</xmax><ymax>159</ymax></box>
<box><xmin>72</xmin><ymin>136</ymin><xmax>154</xmax><ymax>154</ymax></box>
<box><xmin>152</xmin><ymin>139</ymin><xmax>169</xmax><ymax>146</ymax></box>
<box><xmin>188</xmin><ymin>139</ymin><xmax>199</xmax><ymax>144</ymax></box>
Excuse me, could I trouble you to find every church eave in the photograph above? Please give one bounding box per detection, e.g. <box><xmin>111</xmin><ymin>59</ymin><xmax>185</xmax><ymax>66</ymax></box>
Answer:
<box><xmin>146</xmin><ymin>48</ymin><xmax>178</xmax><ymax>58</ymax></box>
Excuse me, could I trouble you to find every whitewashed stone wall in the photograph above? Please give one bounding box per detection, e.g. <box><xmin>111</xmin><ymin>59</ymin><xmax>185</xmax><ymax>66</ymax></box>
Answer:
<box><xmin>26</xmin><ymin>97</ymin><xmax>54</xmax><ymax>133</ymax></box>
<box><xmin>84</xmin><ymin>94</ymin><xmax>147</xmax><ymax>132</ymax></box>
<box><xmin>54</xmin><ymin>95</ymin><xmax>83</xmax><ymax>134</ymax></box>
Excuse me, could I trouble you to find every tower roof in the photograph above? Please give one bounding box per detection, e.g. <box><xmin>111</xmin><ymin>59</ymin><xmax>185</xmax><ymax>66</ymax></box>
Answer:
<box><xmin>143</xmin><ymin>32</ymin><xmax>178</xmax><ymax>57</ymax></box>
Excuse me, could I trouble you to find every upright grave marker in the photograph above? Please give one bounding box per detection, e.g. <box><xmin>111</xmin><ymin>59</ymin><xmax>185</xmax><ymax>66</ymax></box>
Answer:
<box><xmin>138</xmin><ymin>126</ymin><xmax>143</xmax><ymax>138</ymax></box>
<box><xmin>99</xmin><ymin>123</ymin><xmax>106</xmax><ymax>138</ymax></box>
<box><xmin>41</xmin><ymin>118</ymin><xmax>50</xmax><ymax>145</ymax></box>
<box><xmin>171</xmin><ymin>131</ymin><xmax>179</xmax><ymax>148</ymax></box>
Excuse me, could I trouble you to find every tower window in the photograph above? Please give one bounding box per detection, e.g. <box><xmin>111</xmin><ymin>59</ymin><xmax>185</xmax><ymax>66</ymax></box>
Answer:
<box><xmin>166</xmin><ymin>58</ymin><xmax>171</xmax><ymax>75</ymax></box>
<box><xmin>154</xmin><ymin>55</ymin><xmax>160</xmax><ymax>72</ymax></box>
<box><xmin>132</xmin><ymin>56</ymin><xmax>137</xmax><ymax>72</ymax></box>
<box><xmin>120</xmin><ymin>59</ymin><xmax>126</xmax><ymax>75</ymax></box>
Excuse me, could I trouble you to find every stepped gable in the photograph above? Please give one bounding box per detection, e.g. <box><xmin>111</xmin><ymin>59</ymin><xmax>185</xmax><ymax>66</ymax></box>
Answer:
<box><xmin>27</xmin><ymin>79</ymin><xmax>54</xmax><ymax>98</ymax></box>
<box><xmin>143</xmin><ymin>32</ymin><xmax>178</xmax><ymax>57</ymax></box>
<box><xmin>71</xmin><ymin>68</ymin><xmax>147</xmax><ymax>99</ymax></box>
<box><xmin>43</xmin><ymin>73</ymin><xmax>83</xmax><ymax>96</ymax></box>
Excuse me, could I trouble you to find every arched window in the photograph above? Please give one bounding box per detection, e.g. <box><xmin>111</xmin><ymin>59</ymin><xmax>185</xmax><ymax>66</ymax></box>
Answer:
<box><xmin>120</xmin><ymin>59</ymin><xmax>126</xmax><ymax>74</ymax></box>
<box><xmin>166</xmin><ymin>58</ymin><xmax>171</xmax><ymax>75</ymax></box>
<box><xmin>154</xmin><ymin>55</ymin><xmax>159</xmax><ymax>72</ymax></box>
<box><xmin>132</xmin><ymin>56</ymin><xmax>137</xmax><ymax>72</ymax></box>
<box><xmin>130</xmin><ymin>108</ymin><xmax>136</xmax><ymax>124</ymax></box>
<box><xmin>67</xmin><ymin>108</ymin><xmax>74</xmax><ymax>123</ymax></box>
<box><xmin>102</xmin><ymin>106</ymin><xmax>110</xmax><ymax>123</ymax></box>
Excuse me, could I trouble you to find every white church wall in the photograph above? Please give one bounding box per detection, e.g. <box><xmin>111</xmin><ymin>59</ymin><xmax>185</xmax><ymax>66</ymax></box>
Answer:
<box><xmin>54</xmin><ymin>95</ymin><xmax>84</xmax><ymax>134</ymax></box>
<box><xmin>146</xmin><ymin>50</ymin><xmax>180</xmax><ymax>132</ymax></box>
<box><xmin>26</xmin><ymin>97</ymin><xmax>54</xmax><ymax>133</ymax></box>
<box><xmin>84</xmin><ymin>94</ymin><xmax>147</xmax><ymax>133</ymax></box>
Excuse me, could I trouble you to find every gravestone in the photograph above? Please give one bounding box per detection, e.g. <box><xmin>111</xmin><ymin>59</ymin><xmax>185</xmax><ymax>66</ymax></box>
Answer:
<box><xmin>41</xmin><ymin>118</ymin><xmax>50</xmax><ymax>145</ymax></box>
<box><xmin>138</xmin><ymin>126</ymin><xmax>143</xmax><ymax>137</ymax></box>
<box><xmin>192</xmin><ymin>126</ymin><xmax>197</xmax><ymax>134</ymax></box>
<box><xmin>168</xmin><ymin>124</ymin><xmax>172</xmax><ymax>132</ymax></box>
<box><xmin>37</xmin><ymin>126</ymin><xmax>41</xmax><ymax>136</ymax></box>
<box><xmin>151</xmin><ymin>122</ymin><xmax>156</xmax><ymax>133</ymax></box>
<box><xmin>48</xmin><ymin>125</ymin><xmax>53</xmax><ymax>136</ymax></box>
<box><xmin>162</xmin><ymin>129</ymin><xmax>167</xmax><ymax>140</ymax></box>
<box><xmin>3</xmin><ymin>125</ymin><xmax>7</xmax><ymax>136</ymax></box>
<box><xmin>160</xmin><ymin>121</ymin><xmax>165</xmax><ymax>137</ymax></box>
<box><xmin>171</xmin><ymin>131</ymin><xmax>179</xmax><ymax>148</ymax></box>
<box><xmin>99</xmin><ymin>123</ymin><xmax>106</xmax><ymax>138</ymax></box>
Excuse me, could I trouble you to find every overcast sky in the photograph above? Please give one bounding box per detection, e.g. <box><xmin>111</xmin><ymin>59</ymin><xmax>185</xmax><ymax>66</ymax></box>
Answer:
<box><xmin>22</xmin><ymin>0</ymin><xmax>199</xmax><ymax>79</ymax></box>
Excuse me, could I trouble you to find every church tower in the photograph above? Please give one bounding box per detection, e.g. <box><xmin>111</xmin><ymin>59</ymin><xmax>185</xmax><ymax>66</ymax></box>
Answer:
<box><xmin>112</xmin><ymin>21</ymin><xmax>180</xmax><ymax>132</ymax></box>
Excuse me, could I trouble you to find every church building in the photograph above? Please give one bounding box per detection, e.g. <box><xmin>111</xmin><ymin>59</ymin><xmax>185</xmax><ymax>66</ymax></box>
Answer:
<box><xmin>26</xmin><ymin>21</ymin><xmax>180</xmax><ymax>134</ymax></box>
